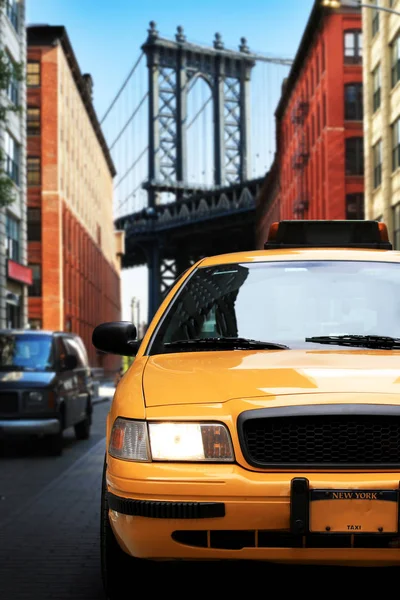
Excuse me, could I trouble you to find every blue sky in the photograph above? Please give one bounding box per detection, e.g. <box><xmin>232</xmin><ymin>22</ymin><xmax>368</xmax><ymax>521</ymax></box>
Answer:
<box><xmin>26</xmin><ymin>0</ymin><xmax>314</xmax><ymax>119</ymax></box>
<box><xmin>26</xmin><ymin>0</ymin><xmax>315</xmax><ymax>325</ymax></box>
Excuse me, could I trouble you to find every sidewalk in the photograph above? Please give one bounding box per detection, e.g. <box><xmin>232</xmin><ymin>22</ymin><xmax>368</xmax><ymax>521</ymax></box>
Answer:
<box><xmin>92</xmin><ymin>382</ymin><xmax>115</xmax><ymax>405</ymax></box>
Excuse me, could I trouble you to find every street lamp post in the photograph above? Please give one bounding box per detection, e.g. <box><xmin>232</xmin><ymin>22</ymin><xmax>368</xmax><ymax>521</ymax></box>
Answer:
<box><xmin>322</xmin><ymin>0</ymin><xmax>400</xmax><ymax>16</ymax></box>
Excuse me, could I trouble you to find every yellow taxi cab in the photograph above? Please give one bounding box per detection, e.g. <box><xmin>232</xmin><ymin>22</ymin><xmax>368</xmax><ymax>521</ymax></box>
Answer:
<box><xmin>93</xmin><ymin>220</ymin><xmax>400</xmax><ymax>597</ymax></box>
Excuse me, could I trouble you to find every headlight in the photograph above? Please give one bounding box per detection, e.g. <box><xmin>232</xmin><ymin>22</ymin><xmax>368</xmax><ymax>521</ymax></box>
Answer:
<box><xmin>149</xmin><ymin>422</ymin><xmax>234</xmax><ymax>462</ymax></box>
<box><xmin>109</xmin><ymin>418</ymin><xmax>234</xmax><ymax>462</ymax></box>
<box><xmin>24</xmin><ymin>391</ymin><xmax>44</xmax><ymax>409</ymax></box>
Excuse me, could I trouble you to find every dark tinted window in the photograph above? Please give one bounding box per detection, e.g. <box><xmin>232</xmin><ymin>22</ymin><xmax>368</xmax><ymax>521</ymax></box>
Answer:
<box><xmin>345</xmin><ymin>137</ymin><xmax>364</xmax><ymax>175</ymax></box>
<box><xmin>27</xmin><ymin>208</ymin><xmax>41</xmax><ymax>241</ymax></box>
<box><xmin>346</xmin><ymin>193</ymin><xmax>364</xmax><ymax>220</ymax></box>
<box><xmin>345</xmin><ymin>83</ymin><xmax>363</xmax><ymax>121</ymax></box>
<box><xmin>54</xmin><ymin>337</ymin><xmax>68</xmax><ymax>368</ymax></box>
<box><xmin>63</xmin><ymin>337</ymin><xmax>86</xmax><ymax>368</ymax></box>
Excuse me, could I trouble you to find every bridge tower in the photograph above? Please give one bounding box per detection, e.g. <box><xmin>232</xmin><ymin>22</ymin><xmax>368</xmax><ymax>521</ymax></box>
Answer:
<box><xmin>141</xmin><ymin>22</ymin><xmax>256</xmax><ymax>322</ymax></box>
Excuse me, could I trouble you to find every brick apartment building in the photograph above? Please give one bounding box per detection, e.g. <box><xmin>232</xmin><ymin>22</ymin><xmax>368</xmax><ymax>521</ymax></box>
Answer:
<box><xmin>26</xmin><ymin>25</ymin><xmax>124</xmax><ymax>370</ymax></box>
<box><xmin>256</xmin><ymin>0</ymin><xmax>364</xmax><ymax>247</ymax></box>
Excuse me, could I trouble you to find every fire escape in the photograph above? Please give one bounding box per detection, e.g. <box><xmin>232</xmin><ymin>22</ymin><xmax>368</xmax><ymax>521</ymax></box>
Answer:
<box><xmin>291</xmin><ymin>99</ymin><xmax>309</xmax><ymax>219</ymax></box>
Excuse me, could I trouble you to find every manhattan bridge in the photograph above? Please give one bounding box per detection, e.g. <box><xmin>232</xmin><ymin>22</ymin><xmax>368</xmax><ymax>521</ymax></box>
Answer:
<box><xmin>100</xmin><ymin>22</ymin><xmax>293</xmax><ymax>322</ymax></box>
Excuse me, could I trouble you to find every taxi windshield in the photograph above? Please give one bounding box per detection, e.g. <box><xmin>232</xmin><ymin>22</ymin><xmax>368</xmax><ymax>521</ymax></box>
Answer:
<box><xmin>150</xmin><ymin>260</ymin><xmax>400</xmax><ymax>353</ymax></box>
<box><xmin>0</xmin><ymin>334</ymin><xmax>55</xmax><ymax>371</ymax></box>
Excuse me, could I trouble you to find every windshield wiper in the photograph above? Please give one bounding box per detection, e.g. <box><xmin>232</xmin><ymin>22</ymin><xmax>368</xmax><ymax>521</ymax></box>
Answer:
<box><xmin>305</xmin><ymin>334</ymin><xmax>400</xmax><ymax>349</ymax></box>
<box><xmin>164</xmin><ymin>337</ymin><xmax>289</xmax><ymax>351</ymax></box>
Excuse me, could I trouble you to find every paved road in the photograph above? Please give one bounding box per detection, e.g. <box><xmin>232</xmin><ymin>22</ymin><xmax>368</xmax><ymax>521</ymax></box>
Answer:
<box><xmin>0</xmin><ymin>394</ymin><xmax>397</xmax><ymax>599</ymax></box>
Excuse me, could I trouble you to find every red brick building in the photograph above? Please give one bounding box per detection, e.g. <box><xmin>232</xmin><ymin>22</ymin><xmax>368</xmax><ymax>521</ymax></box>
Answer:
<box><xmin>256</xmin><ymin>0</ymin><xmax>363</xmax><ymax>247</ymax></box>
<box><xmin>26</xmin><ymin>26</ymin><xmax>124</xmax><ymax>370</ymax></box>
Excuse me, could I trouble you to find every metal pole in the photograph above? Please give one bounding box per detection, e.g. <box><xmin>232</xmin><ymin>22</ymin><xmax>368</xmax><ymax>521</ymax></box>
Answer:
<box><xmin>336</xmin><ymin>0</ymin><xmax>400</xmax><ymax>15</ymax></box>
<box><xmin>131</xmin><ymin>297</ymin><xmax>136</xmax><ymax>324</ymax></box>
<box><xmin>148</xmin><ymin>242</ymin><xmax>160</xmax><ymax>324</ymax></box>
<box><xmin>358</xmin><ymin>3</ymin><xmax>400</xmax><ymax>16</ymax></box>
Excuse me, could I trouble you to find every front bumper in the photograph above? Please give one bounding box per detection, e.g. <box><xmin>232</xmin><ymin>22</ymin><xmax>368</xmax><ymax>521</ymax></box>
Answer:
<box><xmin>0</xmin><ymin>418</ymin><xmax>60</xmax><ymax>436</ymax></box>
<box><xmin>107</xmin><ymin>459</ymin><xmax>400</xmax><ymax>565</ymax></box>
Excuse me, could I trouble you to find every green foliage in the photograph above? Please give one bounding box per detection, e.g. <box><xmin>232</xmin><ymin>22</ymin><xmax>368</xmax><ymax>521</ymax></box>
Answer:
<box><xmin>0</xmin><ymin>158</ymin><xmax>16</xmax><ymax>207</ymax></box>
<box><xmin>0</xmin><ymin>35</ymin><xmax>24</xmax><ymax>207</ymax></box>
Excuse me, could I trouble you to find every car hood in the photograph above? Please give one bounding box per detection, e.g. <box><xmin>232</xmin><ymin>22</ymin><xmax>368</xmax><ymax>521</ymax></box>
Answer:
<box><xmin>143</xmin><ymin>349</ymin><xmax>400</xmax><ymax>407</ymax></box>
<box><xmin>0</xmin><ymin>370</ymin><xmax>56</xmax><ymax>388</ymax></box>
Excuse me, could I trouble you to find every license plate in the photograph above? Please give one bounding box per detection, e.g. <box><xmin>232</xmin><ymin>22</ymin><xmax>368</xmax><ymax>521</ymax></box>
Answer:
<box><xmin>309</xmin><ymin>489</ymin><xmax>398</xmax><ymax>534</ymax></box>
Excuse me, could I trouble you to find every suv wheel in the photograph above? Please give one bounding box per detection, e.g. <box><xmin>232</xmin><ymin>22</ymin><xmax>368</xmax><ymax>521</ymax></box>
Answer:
<box><xmin>101</xmin><ymin>457</ymin><xmax>144</xmax><ymax>599</ymax></box>
<box><xmin>74</xmin><ymin>398</ymin><xmax>91</xmax><ymax>440</ymax></box>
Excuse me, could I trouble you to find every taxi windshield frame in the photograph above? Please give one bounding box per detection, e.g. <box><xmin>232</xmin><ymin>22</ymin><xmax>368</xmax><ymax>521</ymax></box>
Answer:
<box><xmin>146</xmin><ymin>259</ymin><xmax>400</xmax><ymax>355</ymax></box>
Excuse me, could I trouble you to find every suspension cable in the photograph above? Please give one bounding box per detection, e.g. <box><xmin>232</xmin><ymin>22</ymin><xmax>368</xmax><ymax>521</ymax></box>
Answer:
<box><xmin>109</xmin><ymin>92</ymin><xmax>149</xmax><ymax>152</ymax></box>
<box><xmin>115</xmin><ymin>181</ymin><xmax>144</xmax><ymax>213</ymax></box>
<box><xmin>100</xmin><ymin>52</ymin><xmax>144</xmax><ymax>124</ymax></box>
<box><xmin>114</xmin><ymin>146</ymin><xmax>148</xmax><ymax>191</ymax></box>
<box><xmin>187</xmin><ymin>95</ymin><xmax>213</xmax><ymax>130</ymax></box>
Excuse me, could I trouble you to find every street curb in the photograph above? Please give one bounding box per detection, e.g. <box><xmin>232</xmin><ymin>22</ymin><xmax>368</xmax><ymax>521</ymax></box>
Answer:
<box><xmin>92</xmin><ymin>396</ymin><xmax>112</xmax><ymax>405</ymax></box>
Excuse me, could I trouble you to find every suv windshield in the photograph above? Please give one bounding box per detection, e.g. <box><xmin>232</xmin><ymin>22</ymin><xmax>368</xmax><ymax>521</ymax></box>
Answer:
<box><xmin>0</xmin><ymin>334</ymin><xmax>54</xmax><ymax>371</ymax></box>
<box><xmin>150</xmin><ymin>260</ymin><xmax>400</xmax><ymax>353</ymax></box>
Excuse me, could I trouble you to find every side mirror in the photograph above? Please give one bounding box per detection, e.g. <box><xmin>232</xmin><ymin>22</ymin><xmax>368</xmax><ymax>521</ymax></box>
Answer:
<box><xmin>64</xmin><ymin>354</ymin><xmax>78</xmax><ymax>370</ymax></box>
<box><xmin>92</xmin><ymin>321</ymin><xmax>139</xmax><ymax>356</ymax></box>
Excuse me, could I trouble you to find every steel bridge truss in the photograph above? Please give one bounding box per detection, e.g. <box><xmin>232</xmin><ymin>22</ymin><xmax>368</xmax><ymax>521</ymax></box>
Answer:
<box><xmin>136</xmin><ymin>24</ymin><xmax>260</xmax><ymax>321</ymax></box>
<box><xmin>115</xmin><ymin>177</ymin><xmax>264</xmax><ymax>321</ymax></box>
<box><xmin>143</xmin><ymin>21</ymin><xmax>256</xmax><ymax>205</ymax></box>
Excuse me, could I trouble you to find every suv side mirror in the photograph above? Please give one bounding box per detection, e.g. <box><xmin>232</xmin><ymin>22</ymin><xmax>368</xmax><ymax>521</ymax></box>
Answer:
<box><xmin>64</xmin><ymin>354</ymin><xmax>78</xmax><ymax>370</ymax></box>
<box><xmin>92</xmin><ymin>321</ymin><xmax>139</xmax><ymax>356</ymax></box>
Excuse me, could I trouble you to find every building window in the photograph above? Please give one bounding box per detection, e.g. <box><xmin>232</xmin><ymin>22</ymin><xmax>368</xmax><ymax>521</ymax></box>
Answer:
<box><xmin>372</xmin><ymin>1</ymin><xmax>379</xmax><ymax>37</ymax></box>
<box><xmin>391</xmin><ymin>33</ymin><xmax>400</xmax><ymax>88</ymax></box>
<box><xmin>393</xmin><ymin>203</ymin><xmax>400</xmax><ymax>250</ymax></box>
<box><xmin>6</xmin><ymin>214</ymin><xmax>19</xmax><ymax>261</ymax></box>
<box><xmin>373</xmin><ymin>64</ymin><xmax>381</xmax><ymax>112</ymax></box>
<box><xmin>345</xmin><ymin>137</ymin><xmax>364</xmax><ymax>175</ymax></box>
<box><xmin>28</xmin><ymin>319</ymin><xmax>42</xmax><ymax>330</ymax></box>
<box><xmin>27</xmin><ymin>208</ymin><xmax>41</xmax><ymax>241</ymax></box>
<box><xmin>27</xmin><ymin>62</ymin><xmax>40</xmax><ymax>87</ymax></box>
<box><xmin>346</xmin><ymin>194</ymin><xmax>364</xmax><ymax>220</ymax></box>
<box><xmin>4</xmin><ymin>130</ymin><xmax>19</xmax><ymax>185</ymax></box>
<box><xmin>27</xmin><ymin>107</ymin><xmax>40</xmax><ymax>135</ymax></box>
<box><xmin>28</xmin><ymin>265</ymin><xmax>42</xmax><ymax>297</ymax></box>
<box><xmin>6</xmin><ymin>304</ymin><xmax>19</xmax><ymax>328</ymax></box>
<box><xmin>373</xmin><ymin>140</ymin><xmax>382</xmax><ymax>189</ymax></box>
<box><xmin>5</xmin><ymin>0</ymin><xmax>19</xmax><ymax>31</ymax></box>
<box><xmin>393</xmin><ymin>117</ymin><xmax>400</xmax><ymax>172</ymax></box>
<box><xmin>27</xmin><ymin>157</ymin><xmax>41</xmax><ymax>186</ymax></box>
<box><xmin>6</xmin><ymin>52</ymin><xmax>19</xmax><ymax>106</ymax></box>
<box><xmin>344</xmin><ymin>83</ymin><xmax>363</xmax><ymax>121</ymax></box>
<box><xmin>344</xmin><ymin>30</ymin><xmax>362</xmax><ymax>64</ymax></box>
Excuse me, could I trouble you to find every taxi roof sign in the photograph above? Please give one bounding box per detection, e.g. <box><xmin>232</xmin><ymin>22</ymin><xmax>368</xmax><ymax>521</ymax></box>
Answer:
<box><xmin>264</xmin><ymin>220</ymin><xmax>392</xmax><ymax>250</ymax></box>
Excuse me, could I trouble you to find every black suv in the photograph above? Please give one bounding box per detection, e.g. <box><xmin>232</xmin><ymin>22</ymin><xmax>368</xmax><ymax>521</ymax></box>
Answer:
<box><xmin>0</xmin><ymin>329</ymin><xmax>93</xmax><ymax>455</ymax></box>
